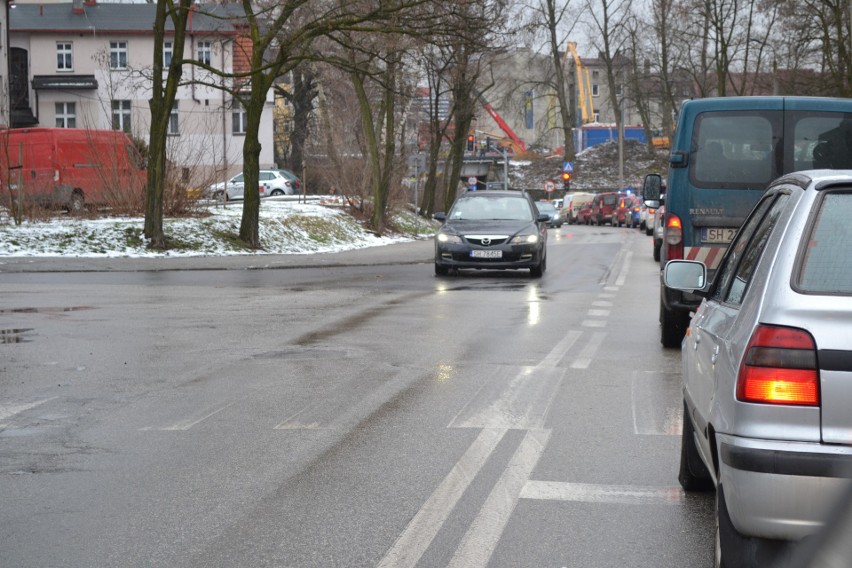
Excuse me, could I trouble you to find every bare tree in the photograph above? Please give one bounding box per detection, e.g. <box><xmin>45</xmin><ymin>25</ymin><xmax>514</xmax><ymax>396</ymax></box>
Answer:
<box><xmin>583</xmin><ymin>0</ymin><xmax>632</xmax><ymax>189</ymax></box>
<box><xmin>145</xmin><ymin>0</ymin><xmax>193</xmax><ymax>249</ymax></box>
<box><xmin>519</xmin><ymin>0</ymin><xmax>581</xmax><ymax>162</ymax></box>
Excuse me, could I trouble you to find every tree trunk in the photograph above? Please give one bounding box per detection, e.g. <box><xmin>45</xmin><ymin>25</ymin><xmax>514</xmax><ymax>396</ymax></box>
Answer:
<box><xmin>144</xmin><ymin>0</ymin><xmax>190</xmax><ymax>249</ymax></box>
<box><xmin>238</xmin><ymin>76</ymin><xmax>271</xmax><ymax>248</ymax></box>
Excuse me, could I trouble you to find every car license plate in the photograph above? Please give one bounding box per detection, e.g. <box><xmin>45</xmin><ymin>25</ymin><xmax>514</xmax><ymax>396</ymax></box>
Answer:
<box><xmin>471</xmin><ymin>249</ymin><xmax>502</xmax><ymax>259</ymax></box>
<box><xmin>701</xmin><ymin>227</ymin><xmax>737</xmax><ymax>244</ymax></box>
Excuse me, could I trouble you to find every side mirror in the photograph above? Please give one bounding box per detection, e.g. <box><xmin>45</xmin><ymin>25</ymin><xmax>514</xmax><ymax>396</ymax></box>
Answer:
<box><xmin>433</xmin><ymin>212</ymin><xmax>447</xmax><ymax>222</ymax></box>
<box><xmin>642</xmin><ymin>173</ymin><xmax>662</xmax><ymax>201</ymax></box>
<box><xmin>537</xmin><ymin>213</ymin><xmax>550</xmax><ymax>223</ymax></box>
<box><xmin>663</xmin><ymin>260</ymin><xmax>707</xmax><ymax>292</ymax></box>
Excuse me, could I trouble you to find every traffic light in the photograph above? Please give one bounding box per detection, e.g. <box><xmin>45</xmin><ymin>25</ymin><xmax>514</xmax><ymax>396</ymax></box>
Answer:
<box><xmin>562</xmin><ymin>171</ymin><xmax>571</xmax><ymax>190</ymax></box>
<box><xmin>467</xmin><ymin>134</ymin><xmax>475</xmax><ymax>151</ymax></box>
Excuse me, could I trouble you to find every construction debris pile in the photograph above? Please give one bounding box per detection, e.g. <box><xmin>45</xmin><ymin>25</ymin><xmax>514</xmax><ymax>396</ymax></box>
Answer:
<box><xmin>510</xmin><ymin>139</ymin><xmax>670</xmax><ymax>193</ymax></box>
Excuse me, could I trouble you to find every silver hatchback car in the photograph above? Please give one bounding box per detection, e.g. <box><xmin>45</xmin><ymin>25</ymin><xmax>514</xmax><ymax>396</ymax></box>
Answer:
<box><xmin>664</xmin><ymin>170</ymin><xmax>852</xmax><ymax>567</ymax></box>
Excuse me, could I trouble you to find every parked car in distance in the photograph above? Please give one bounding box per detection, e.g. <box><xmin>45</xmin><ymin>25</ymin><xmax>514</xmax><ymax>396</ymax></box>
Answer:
<box><xmin>664</xmin><ymin>170</ymin><xmax>852</xmax><ymax>567</ymax></box>
<box><xmin>577</xmin><ymin>200</ymin><xmax>595</xmax><ymax>225</ymax></box>
<box><xmin>206</xmin><ymin>169</ymin><xmax>301</xmax><ymax>200</ymax></box>
<box><xmin>564</xmin><ymin>192</ymin><xmax>595</xmax><ymax>224</ymax></box>
<box><xmin>612</xmin><ymin>195</ymin><xmax>636</xmax><ymax>227</ymax></box>
<box><xmin>628</xmin><ymin>199</ymin><xmax>642</xmax><ymax>228</ymax></box>
<box><xmin>0</xmin><ymin>127</ymin><xmax>145</xmax><ymax>212</ymax></box>
<box><xmin>591</xmin><ymin>191</ymin><xmax>621</xmax><ymax>225</ymax></box>
<box><xmin>653</xmin><ymin>205</ymin><xmax>665</xmax><ymax>261</ymax></box>
<box><xmin>535</xmin><ymin>200</ymin><xmax>563</xmax><ymax>227</ymax></box>
<box><xmin>433</xmin><ymin>190</ymin><xmax>548</xmax><ymax>277</ymax></box>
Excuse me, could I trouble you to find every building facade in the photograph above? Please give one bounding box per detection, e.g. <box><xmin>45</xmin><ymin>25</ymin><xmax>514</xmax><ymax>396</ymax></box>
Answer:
<box><xmin>8</xmin><ymin>0</ymin><xmax>277</xmax><ymax>187</ymax></box>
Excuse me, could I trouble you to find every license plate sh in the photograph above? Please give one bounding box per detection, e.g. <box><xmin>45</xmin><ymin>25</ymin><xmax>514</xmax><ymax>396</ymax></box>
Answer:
<box><xmin>471</xmin><ymin>249</ymin><xmax>502</xmax><ymax>259</ymax></box>
<box><xmin>702</xmin><ymin>227</ymin><xmax>737</xmax><ymax>244</ymax></box>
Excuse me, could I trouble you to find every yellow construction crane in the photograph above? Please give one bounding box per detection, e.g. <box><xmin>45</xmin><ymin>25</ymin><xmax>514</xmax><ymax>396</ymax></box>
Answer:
<box><xmin>567</xmin><ymin>42</ymin><xmax>594</xmax><ymax>124</ymax></box>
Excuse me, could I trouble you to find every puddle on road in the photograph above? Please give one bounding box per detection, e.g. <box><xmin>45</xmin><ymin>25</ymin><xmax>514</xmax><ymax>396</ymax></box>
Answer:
<box><xmin>0</xmin><ymin>328</ymin><xmax>34</xmax><ymax>344</ymax></box>
<box><xmin>0</xmin><ymin>306</ymin><xmax>95</xmax><ymax>314</ymax></box>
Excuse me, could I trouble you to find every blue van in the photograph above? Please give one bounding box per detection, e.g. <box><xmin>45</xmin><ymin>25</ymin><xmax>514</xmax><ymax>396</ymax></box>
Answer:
<box><xmin>643</xmin><ymin>96</ymin><xmax>852</xmax><ymax>347</ymax></box>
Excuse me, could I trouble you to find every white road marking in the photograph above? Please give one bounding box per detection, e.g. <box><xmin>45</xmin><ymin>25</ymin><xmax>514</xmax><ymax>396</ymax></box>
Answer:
<box><xmin>449</xmin><ymin>367</ymin><xmax>564</xmax><ymax>430</ymax></box>
<box><xmin>375</xmin><ymin>428</ymin><xmax>507</xmax><ymax>568</ymax></box>
<box><xmin>274</xmin><ymin>400</ymin><xmax>327</xmax><ymax>430</ymax></box>
<box><xmin>140</xmin><ymin>402</ymin><xmax>235</xmax><ymax>431</ymax></box>
<box><xmin>449</xmin><ymin>332</ymin><xmax>576</xmax><ymax>430</ymax></box>
<box><xmin>592</xmin><ymin>300</ymin><xmax>613</xmax><ymax>308</ymax></box>
<box><xmin>581</xmin><ymin>319</ymin><xmax>606</xmax><ymax>328</ymax></box>
<box><xmin>540</xmin><ymin>330</ymin><xmax>582</xmax><ymax>369</ymax></box>
<box><xmin>570</xmin><ymin>331</ymin><xmax>607</xmax><ymax>369</ymax></box>
<box><xmin>520</xmin><ymin>480</ymin><xmax>684</xmax><ymax>505</ymax></box>
<box><xmin>587</xmin><ymin>309</ymin><xmax>610</xmax><ymax>317</ymax></box>
<box><xmin>448</xmin><ymin>428</ymin><xmax>551</xmax><ymax>568</ymax></box>
<box><xmin>0</xmin><ymin>398</ymin><xmax>55</xmax><ymax>422</ymax></box>
<box><xmin>615</xmin><ymin>250</ymin><xmax>633</xmax><ymax>286</ymax></box>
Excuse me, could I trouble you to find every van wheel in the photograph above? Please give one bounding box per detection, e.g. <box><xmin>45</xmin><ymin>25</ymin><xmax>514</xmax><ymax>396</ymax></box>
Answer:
<box><xmin>660</xmin><ymin>304</ymin><xmax>688</xmax><ymax>348</ymax></box>
<box><xmin>678</xmin><ymin>401</ymin><xmax>714</xmax><ymax>492</ymax></box>
<box><xmin>653</xmin><ymin>239</ymin><xmax>662</xmax><ymax>262</ymax></box>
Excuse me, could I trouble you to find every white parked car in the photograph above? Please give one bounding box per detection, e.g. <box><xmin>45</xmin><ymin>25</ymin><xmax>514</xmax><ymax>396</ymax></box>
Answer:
<box><xmin>206</xmin><ymin>169</ymin><xmax>301</xmax><ymax>200</ymax></box>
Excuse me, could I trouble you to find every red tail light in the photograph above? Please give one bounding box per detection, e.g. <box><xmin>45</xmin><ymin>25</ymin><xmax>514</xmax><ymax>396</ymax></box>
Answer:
<box><xmin>665</xmin><ymin>213</ymin><xmax>683</xmax><ymax>260</ymax></box>
<box><xmin>737</xmin><ymin>325</ymin><xmax>819</xmax><ymax>406</ymax></box>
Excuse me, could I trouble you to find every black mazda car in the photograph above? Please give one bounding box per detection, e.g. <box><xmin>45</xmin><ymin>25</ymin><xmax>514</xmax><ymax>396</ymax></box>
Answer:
<box><xmin>432</xmin><ymin>190</ymin><xmax>549</xmax><ymax>277</ymax></box>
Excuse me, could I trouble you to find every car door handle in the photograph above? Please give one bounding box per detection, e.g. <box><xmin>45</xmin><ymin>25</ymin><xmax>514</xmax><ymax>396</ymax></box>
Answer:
<box><xmin>711</xmin><ymin>344</ymin><xmax>720</xmax><ymax>364</ymax></box>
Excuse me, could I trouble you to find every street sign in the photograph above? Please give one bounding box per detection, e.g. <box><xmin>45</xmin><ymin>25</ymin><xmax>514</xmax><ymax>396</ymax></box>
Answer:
<box><xmin>563</xmin><ymin>161</ymin><xmax>574</xmax><ymax>173</ymax></box>
<box><xmin>467</xmin><ymin>176</ymin><xmax>478</xmax><ymax>186</ymax></box>
<box><xmin>544</xmin><ymin>179</ymin><xmax>556</xmax><ymax>193</ymax></box>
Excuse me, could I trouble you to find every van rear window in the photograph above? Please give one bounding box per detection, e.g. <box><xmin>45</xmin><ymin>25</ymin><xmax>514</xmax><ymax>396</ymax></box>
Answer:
<box><xmin>793</xmin><ymin>115</ymin><xmax>852</xmax><ymax>171</ymax></box>
<box><xmin>691</xmin><ymin>112</ymin><xmax>780</xmax><ymax>189</ymax></box>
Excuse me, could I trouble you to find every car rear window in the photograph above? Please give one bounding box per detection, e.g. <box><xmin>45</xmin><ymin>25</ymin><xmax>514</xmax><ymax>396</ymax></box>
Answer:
<box><xmin>797</xmin><ymin>191</ymin><xmax>852</xmax><ymax>293</ymax></box>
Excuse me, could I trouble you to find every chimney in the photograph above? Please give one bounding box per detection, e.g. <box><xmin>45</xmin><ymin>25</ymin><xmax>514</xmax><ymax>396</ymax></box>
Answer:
<box><xmin>72</xmin><ymin>0</ymin><xmax>84</xmax><ymax>14</ymax></box>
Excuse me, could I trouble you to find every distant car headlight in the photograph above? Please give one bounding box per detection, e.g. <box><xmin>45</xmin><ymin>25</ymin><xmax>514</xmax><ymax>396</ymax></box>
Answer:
<box><xmin>511</xmin><ymin>234</ymin><xmax>539</xmax><ymax>244</ymax></box>
<box><xmin>437</xmin><ymin>233</ymin><xmax>462</xmax><ymax>244</ymax></box>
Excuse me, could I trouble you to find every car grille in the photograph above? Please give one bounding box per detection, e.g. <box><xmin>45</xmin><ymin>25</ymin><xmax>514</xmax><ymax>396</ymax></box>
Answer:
<box><xmin>465</xmin><ymin>236</ymin><xmax>509</xmax><ymax>246</ymax></box>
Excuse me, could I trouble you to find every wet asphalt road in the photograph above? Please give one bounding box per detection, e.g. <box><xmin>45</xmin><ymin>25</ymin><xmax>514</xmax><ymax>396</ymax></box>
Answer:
<box><xmin>0</xmin><ymin>224</ymin><xmax>715</xmax><ymax>567</ymax></box>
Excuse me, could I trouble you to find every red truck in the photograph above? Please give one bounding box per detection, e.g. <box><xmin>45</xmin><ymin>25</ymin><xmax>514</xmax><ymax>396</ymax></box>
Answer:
<box><xmin>0</xmin><ymin>127</ymin><xmax>146</xmax><ymax>211</ymax></box>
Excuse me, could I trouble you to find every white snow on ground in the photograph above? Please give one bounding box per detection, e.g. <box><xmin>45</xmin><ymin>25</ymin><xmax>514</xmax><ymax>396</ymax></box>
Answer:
<box><xmin>0</xmin><ymin>200</ymin><xmax>432</xmax><ymax>258</ymax></box>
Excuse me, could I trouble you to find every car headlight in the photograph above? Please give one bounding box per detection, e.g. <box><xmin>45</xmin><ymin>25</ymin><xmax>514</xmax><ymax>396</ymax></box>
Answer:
<box><xmin>510</xmin><ymin>234</ymin><xmax>539</xmax><ymax>244</ymax></box>
<box><xmin>437</xmin><ymin>233</ymin><xmax>462</xmax><ymax>244</ymax></box>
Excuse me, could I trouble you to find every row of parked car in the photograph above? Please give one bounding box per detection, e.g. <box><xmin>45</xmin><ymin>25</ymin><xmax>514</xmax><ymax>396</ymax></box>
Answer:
<box><xmin>551</xmin><ymin>191</ymin><xmax>659</xmax><ymax>233</ymax></box>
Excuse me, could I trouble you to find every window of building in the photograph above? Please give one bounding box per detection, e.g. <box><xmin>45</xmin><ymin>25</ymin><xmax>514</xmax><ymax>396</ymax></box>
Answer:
<box><xmin>57</xmin><ymin>42</ymin><xmax>73</xmax><ymax>71</ymax></box>
<box><xmin>110</xmin><ymin>41</ymin><xmax>128</xmax><ymax>70</ymax></box>
<box><xmin>197</xmin><ymin>41</ymin><xmax>212</xmax><ymax>66</ymax></box>
<box><xmin>55</xmin><ymin>102</ymin><xmax>76</xmax><ymax>128</ymax></box>
<box><xmin>592</xmin><ymin>84</ymin><xmax>599</xmax><ymax>97</ymax></box>
<box><xmin>232</xmin><ymin>102</ymin><xmax>247</xmax><ymax>135</ymax></box>
<box><xmin>168</xmin><ymin>101</ymin><xmax>179</xmax><ymax>135</ymax></box>
<box><xmin>164</xmin><ymin>42</ymin><xmax>173</xmax><ymax>67</ymax></box>
<box><xmin>112</xmin><ymin>100</ymin><xmax>132</xmax><ymax>132</ymax></box>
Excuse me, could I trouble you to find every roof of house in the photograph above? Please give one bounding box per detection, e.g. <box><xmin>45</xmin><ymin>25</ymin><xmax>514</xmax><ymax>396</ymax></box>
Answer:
<box><xmin>10</xmin><ymin>2</ymin><xmax>244</xmax><ymax>35</ymax></box>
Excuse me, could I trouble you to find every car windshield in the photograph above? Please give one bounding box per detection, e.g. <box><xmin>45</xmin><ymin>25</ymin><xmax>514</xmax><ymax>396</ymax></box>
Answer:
<box><xmin>536</xmin><ymin>202</ymin><xmax>557</xmax><ymax>213</ymax></box>
<box><xmin>449</xmin><ymin>195</ymin><xmax>533</xmax><ymax>221</ymax></box>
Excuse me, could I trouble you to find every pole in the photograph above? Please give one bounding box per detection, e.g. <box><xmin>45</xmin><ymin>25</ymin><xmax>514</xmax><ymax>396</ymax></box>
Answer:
<box><xmin>618</xmin><ymin>96</ymin><xmax>624</xmax><ymax>194</ymax></box>
<box><xmin>502</xmin><ymin>146</ymin><xmax>509</xmax><ymax>190</ymax></box>
<box><xmin>414</xmin><ymin>155</ymin><xmax>420</xmax><ymax>235</ymax></box>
